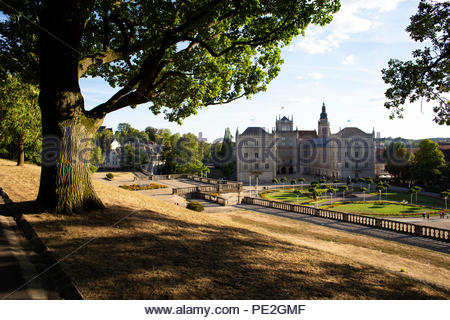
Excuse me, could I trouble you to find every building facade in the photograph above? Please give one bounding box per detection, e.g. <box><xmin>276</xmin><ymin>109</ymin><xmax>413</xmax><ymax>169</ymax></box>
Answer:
<box><xmin>236</xmin><ymin>103</ymin><xmax>376</xmax><ymax>184</ymax></box>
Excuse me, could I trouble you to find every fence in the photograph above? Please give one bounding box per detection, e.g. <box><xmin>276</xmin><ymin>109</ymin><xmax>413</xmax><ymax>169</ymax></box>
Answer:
<box><xmin>147</xmin><ymin>173</ymin><xmax>239</xmax><ymax>185</ymax></box>
<box><xmin>149</xmin><ymin>174</ymin><xmax>188</xmax><ymax>181</ymax></box>
<box><xmin>172</xmin><ymin>183</ymin><xmax>242</xmax><ymax>195</ymax></box>
<box><xmin>184</xmin><ymin>175</ymin><xmax>240</xmax><ymax>185</ymax></box>
<box><xmin>242</xmin><ymin>197</ymin><xmax>449</xmax><ymax>243</ymax></box>
<box><xmin>193</xmin><ymin>192</ymin><xmax>228</xmax><ymax>206</ymax></box>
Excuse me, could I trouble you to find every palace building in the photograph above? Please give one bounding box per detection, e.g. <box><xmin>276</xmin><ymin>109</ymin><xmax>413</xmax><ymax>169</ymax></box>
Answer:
<box><xmin>235</xmin><ymin>103</ymin><xmax>376</xmax><ymax>183</ymax></box>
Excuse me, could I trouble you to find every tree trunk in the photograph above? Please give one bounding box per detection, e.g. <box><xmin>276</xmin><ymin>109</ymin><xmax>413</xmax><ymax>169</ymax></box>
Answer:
<box><xmin>17</xmin><ymin>134</ymin><xmax>24</xmax><ymax>166</ymax></box>
<box><xmin>36</xmin><ymin>0</ymin><xmax>104</xmax><ymax>214</ymax></box>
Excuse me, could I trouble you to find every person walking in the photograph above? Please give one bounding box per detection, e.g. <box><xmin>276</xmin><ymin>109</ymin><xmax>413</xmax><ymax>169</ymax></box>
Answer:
<box><xmin>422</xmin><ymin>212</ymin><xmax>426</xmax><ymax>220</ymax></box>
<box><xmin>426</xmin><ymin>212</ymin><xmax>430</xmax><ymax>220</ymax></box>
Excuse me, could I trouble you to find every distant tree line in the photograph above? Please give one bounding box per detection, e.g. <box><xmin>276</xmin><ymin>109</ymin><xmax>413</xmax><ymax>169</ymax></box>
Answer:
<box><xmin>94</xmin><ymin>123</ymin><xmax>236</xmax><ymax>177</ymax></box>
<box><xmin>385</xmin><ymin>139</ymin><xmax>448</xmax><ymax>191</ymax></box>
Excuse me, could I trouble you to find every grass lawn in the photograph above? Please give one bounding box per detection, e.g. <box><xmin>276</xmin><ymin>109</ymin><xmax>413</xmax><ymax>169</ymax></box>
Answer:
<box><xmin>260</xmin><ymin>189</ymin><xmax>329</xmax><ymax>206</ymax></box>
<box><xmin>321</xmin><ymin>201</ymin><xmax>442</xmax><ymax>217</ymax></box>
<box><xmin>261</xmin><ymin>190</ymin><xmax>310</xmax><ymax>202</ymax></box>
<box><xmin>1</xmin><ymin>159</ymin><xmax>449</xmax><ymax>299</ymax></box>
<box><xmin>369</xmin><ymin>191</ymin><xmax>446</xmax><ymax>208</ymax></box>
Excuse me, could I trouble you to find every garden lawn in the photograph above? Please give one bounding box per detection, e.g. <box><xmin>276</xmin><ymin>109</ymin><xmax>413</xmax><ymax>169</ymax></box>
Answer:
<box><xmin>261</xmin><ymin>190</ymin><xmax>309</xmax><ymax>202</ymax></box>
<box><xmin>322</xmin><ymin>201</ymin><xmax>442</xmax><ymax>217</ymax></box>
<box><xmin>371</xmin><ymin>191</ymin><xmax>445</xmax><ymax>208</ymax></box>
<box><xmin>261</xmin><ymin>189</ymin><xmax>332</xmax><ymax>206</ymax></box>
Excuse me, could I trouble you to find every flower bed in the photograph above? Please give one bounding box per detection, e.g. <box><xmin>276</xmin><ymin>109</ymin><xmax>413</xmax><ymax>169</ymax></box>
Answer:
<box><xmin>119</xmin><ymin>183</ymin><xmax>167</xmax><ymax>191</ymax></box>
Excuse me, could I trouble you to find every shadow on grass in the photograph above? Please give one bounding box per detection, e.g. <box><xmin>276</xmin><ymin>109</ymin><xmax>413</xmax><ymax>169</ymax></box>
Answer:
<box><xmin>12</xmin><ymin>203</ymin><xmax>450</xmax><ymax>299</ymax></box>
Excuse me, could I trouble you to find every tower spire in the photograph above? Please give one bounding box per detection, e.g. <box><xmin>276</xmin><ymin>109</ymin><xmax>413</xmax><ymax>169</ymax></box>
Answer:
<box><xmin>320</xmin><ymin>101</ymin><xmax>328</xmax><ymax>120</ymax></box>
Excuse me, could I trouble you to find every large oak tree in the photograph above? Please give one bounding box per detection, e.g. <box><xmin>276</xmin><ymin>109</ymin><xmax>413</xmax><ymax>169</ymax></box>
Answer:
<box><xmin>0</xmin><ymin>0</ymin><xmax>340</xmax><ymax>214</ymax></box>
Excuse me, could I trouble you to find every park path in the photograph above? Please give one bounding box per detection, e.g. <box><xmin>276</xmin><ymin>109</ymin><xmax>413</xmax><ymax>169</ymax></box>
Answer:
<box><xmin>234</xmin><ymin>203</ymin><xmax>450</xmax><ymax>255</ymax></box>
<box><xmin>0</xmin><ymin>197</ymin><xmax>56</xmax><ymax>299</ymax></box>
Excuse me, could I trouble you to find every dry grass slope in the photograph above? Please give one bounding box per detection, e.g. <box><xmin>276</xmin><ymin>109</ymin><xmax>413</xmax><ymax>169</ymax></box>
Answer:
<box><xmin>0</xmin><ymin>159</ymin><xmax>449</xmax><ymax>299</ymax></box>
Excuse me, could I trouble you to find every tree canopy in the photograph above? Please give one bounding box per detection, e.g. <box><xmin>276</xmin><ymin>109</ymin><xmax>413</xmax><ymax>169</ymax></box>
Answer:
<box><xmin>413</xmin><ymin>139</ymin><xmax>445</xmax><ymax>185</ymax></box>
<box><xmin>381</xmin><ymin>0</ymin><xmax>449</xmax><ymax>125</ymax></box>
<box><xmin>0</xmin><ymin>75</ymin><xmax>41</xmax><ymax>165</ymax></box>
<box><xmin>1</xmin><ymin>0</ymin><xmax>341</xmax><ymax>122</ymax></box>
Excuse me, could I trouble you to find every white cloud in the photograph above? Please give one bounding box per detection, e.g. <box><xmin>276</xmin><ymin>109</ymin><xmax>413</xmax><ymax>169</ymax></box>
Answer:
<box><xmin>288</xmin><ymin>0</ymin><xmax>407</xmax><ymax>54</ymax></box>
<box><xmin>342</xmin><ymin>54</ymin><xmax>356</xmax><ymax>65</ymax></box>
<box><xmin>308</xmin><ymin>72</ymin><xmax>324</xmax><ymax>80</ymax></box>
<box><xmin>296</xmin><ymin>75</ymin><xmax>304</xmax><ymax>80</ymax></box>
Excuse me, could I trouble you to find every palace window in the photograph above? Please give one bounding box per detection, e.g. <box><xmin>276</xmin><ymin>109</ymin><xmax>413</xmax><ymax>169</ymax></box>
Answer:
<box><xmin>244</xmin><ymin>153</ymin><xmax>248</xmax><ymax>158</ymax></box>
<box><xmin>265</xmin><ymin>163</ymin><xmax>269</xmax><ymax>169</ymax></box>
<box><xmin>254</xmin><ymin>152</ymin><xmax>259</xmax><ymax>159</ymax></box>
<box><xmin>244</xmin><ymin>164</ymin><xmax>248</xmax><ymax>170</ymax></box>
<box><xmin>345</xmin><ymin>162</ymin><xmax>349</xmax><ymax>168</ymax></box>
<box><xmin>254</xmin><ymin>163</ymin><xmax>259</xmax><ymax>169</ymax></box>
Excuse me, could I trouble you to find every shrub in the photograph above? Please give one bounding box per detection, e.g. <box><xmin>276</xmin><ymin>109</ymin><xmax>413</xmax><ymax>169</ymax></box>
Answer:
<box><xmin>272</xmin><ymin>178</ymin><xmax>279</xmax><ymax>184</ymax></box>
<box><xmin>291</xmin><ymin>179</ymin><xmax>297</xmax><ymax>185</ymax></box>
<box><xmin>186</xmin><ymin>201</ymin><xmax>204</xmax><ymax>212</ymax></box>
<box><xmin>106</xmin><ymin>173</ymin><xmax>114</xmax><ymax>179</ymax></box>
<box><xmin>119</xmin><ymin>183</ymin><xmax>167</xmax><ymax>191</ymax></box>
<box><xmin>89</xmin><ymin>164</ymin><xmax>98</xmax><ymax>173</ymax></box>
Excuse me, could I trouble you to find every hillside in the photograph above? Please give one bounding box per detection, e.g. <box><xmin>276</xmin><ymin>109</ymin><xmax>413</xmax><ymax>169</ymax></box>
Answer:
<box><xmin>0</xmin><ymin>159</ymin><xmax>449</xmax><ymax>299</ymax></box>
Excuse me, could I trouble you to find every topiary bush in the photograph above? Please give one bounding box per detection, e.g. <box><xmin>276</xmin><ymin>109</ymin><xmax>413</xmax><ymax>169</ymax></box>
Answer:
<box><xmin>186</xmin><ymin>201</ymin><xmax>204</xmax><ymax>212</ymax></box>
<box><xmin>106</xmin><ymin>172</ymin><xmax>114</xmax><ymax>179</ymax></box>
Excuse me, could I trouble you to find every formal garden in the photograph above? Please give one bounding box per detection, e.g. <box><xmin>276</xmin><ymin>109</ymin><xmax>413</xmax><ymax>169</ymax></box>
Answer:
<box><xmin>259</xmin><ymin>181</ymin><xmax>449</xmax><ymax>218</ymax></box>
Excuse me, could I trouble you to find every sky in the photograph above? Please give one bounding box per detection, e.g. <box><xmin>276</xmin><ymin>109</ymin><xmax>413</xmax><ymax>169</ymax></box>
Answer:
<box><xmin>80</xmin><ymin>0</ymin><xmax>450</xmax><ymax>142</ymax></box>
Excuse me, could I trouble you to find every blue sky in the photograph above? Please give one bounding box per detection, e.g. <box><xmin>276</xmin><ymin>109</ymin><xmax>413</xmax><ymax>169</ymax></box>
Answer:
<box><xmin>81</xmin><ymin>0</ymin><xmax>449</xmax><ymax>142</ymax></box>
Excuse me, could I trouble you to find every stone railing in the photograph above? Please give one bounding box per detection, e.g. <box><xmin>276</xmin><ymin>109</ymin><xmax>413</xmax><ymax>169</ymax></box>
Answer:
<box><xmin>185</xmin><ymin>175</ymin><xmax>240</xmax><ymax>185</ymax></box>
<box><xmin>149</xmin><ymin>174</ymin><xmax>188</xmax><ymax>181</ymax></box>
<box><xmin>242</xmin><ymin>197</ymin><xmax>449</xmax><ymax>243</ymax></box>
<box><xmin>193</xmin><ymin>192</ymin><xmax>228</xmax><ymax>206</ymax></box>
<box><xmin>172</xmin><ymin>183</ymin><xmax>243</xmax><ymax>195</ymax></box>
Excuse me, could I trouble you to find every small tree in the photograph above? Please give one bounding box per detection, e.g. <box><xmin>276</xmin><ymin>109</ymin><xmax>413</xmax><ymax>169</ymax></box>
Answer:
<box><xmin>298</xmin><ymin>178</ymin><xmax>306</xmax><ymax>189</ymax></box>
<box><xmin>338</xmin><ymin>185</ymin><xmax>348</xmax><ymax>200</ymax></box>
<box><xmin>358</xmin><ymin>177</ymin><xmax>366</xmax><ymax>189</ymax></box>
<box><xmin>0</xmin><ymin>75</ymin><xmax>40</xmax><ymax>165</ymax></box>
<box><xmin>327</xmin><ymin>187</ymin><xmax>337</xmax><ymax>202</ymax></box>
<box><xmin>333</xmin><ymin>179</ymin><xmax>340</xmax><ymax>188</ymax></box>
<box><xmin>272</xmin><ymin>178</ymin><xmax>279</xmax><ymax>185</ymax></box>
<box><xmin>291</xmin><ymin>179</ymin><xmax>297</xmax><ymax>185</ymax></box>
<box><xmin>311</xmin><ymin>181</ymin><xmax>319</xmax><ymax>188</ymax></box>
<box><xmin>441</xmin><ymin>190</ymin><xmax>450</xmax><ymax>210</ymax></box>
<box><xmin>293</xmin><ymin>189</ymin><xmax>302</xmax><ymax>202</ymax></box>
<box><xmin>376</xmin><ymin>185</ymin><xmax>385</xmax><ymax>201</ymax></box>
<box><xmin>308</xmin><ymin>187</ymin><xmax>322</xmax><ymax>200</ymax></box>
<box><xmin>281</xmin><ymin>177</ymin><xmax>288</xmax><ymax>184</ymax></box>
<box><xmin>409</xmin><ymin>186</ymin><xmax>422</xmax><ymax>204</ymax></box>
<box><xmin>361</xmin><ymin>187</ymin><xmax>368</xmax><ymax>202</ymax></box>
<box><xmin>384</xmin><ymin>182</ymin><xmax>390</xmax><ymax>199</ymax></box>
<box><xmin>365</xmin><ymin>177</ymin><xmax>374</xmax><ymax>191</ymax></box>
<box><xmin>319</xmin><ymin>178</ymin><xmax>326</xmax><ymax>184</ymax></box>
